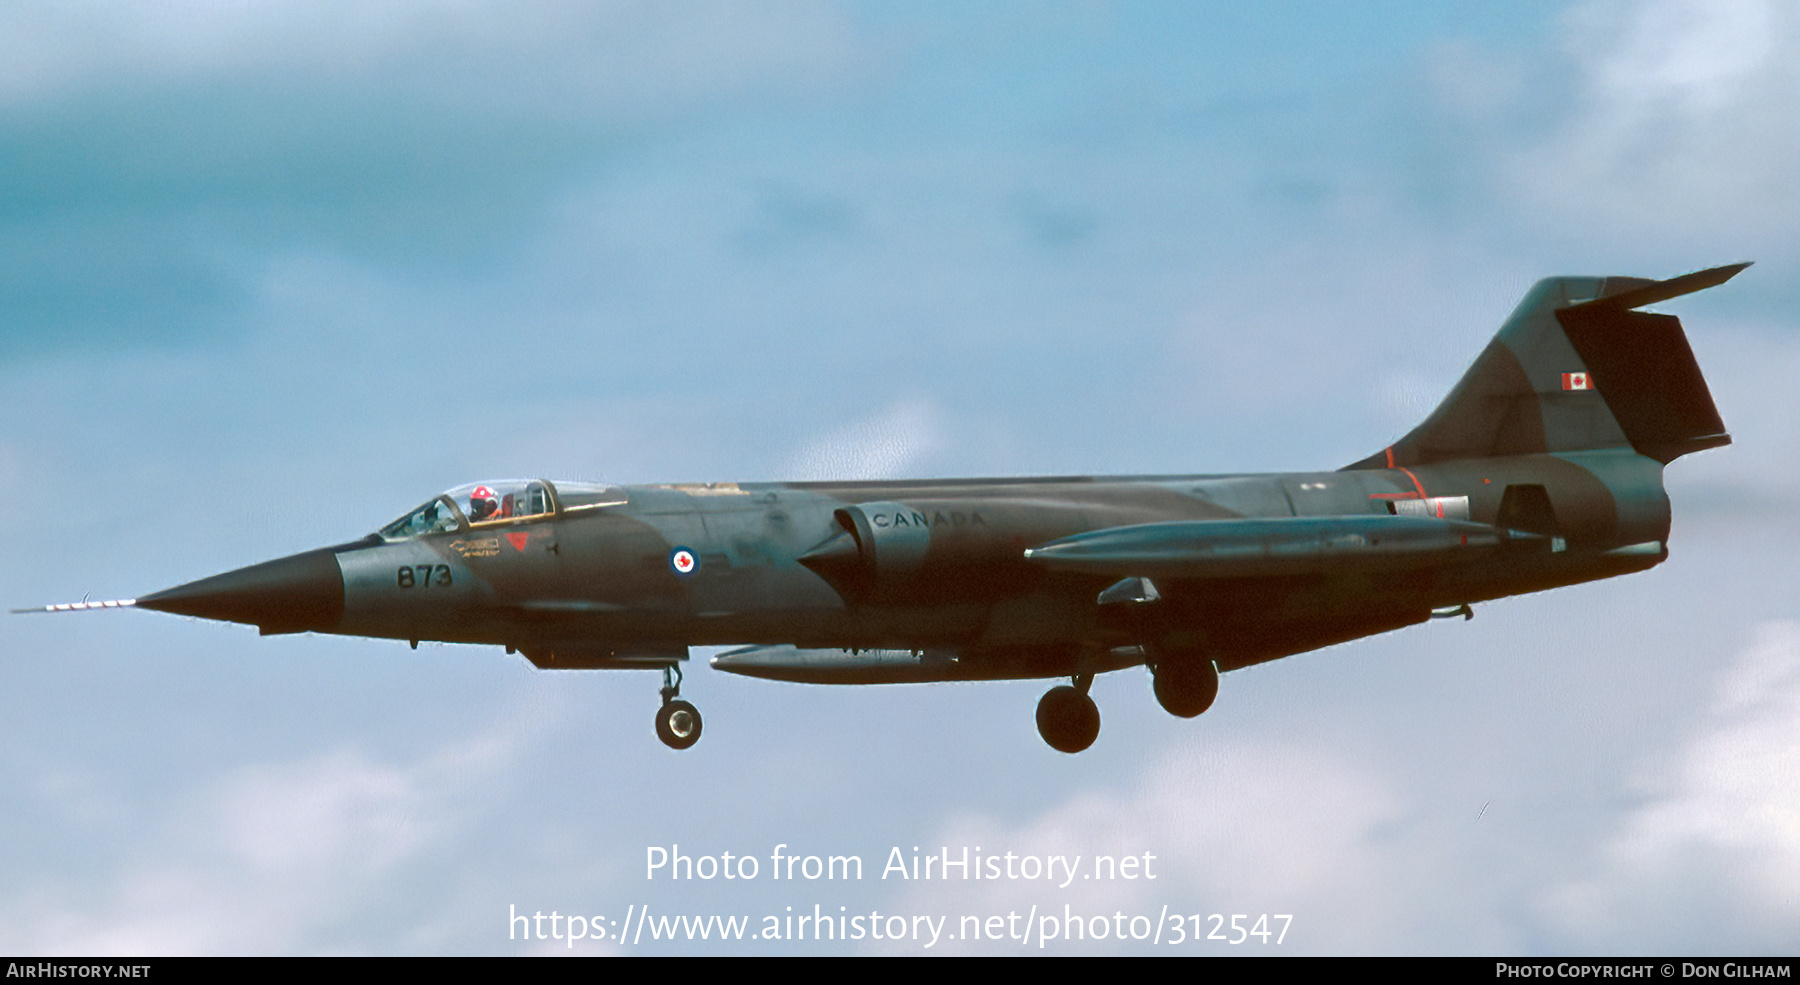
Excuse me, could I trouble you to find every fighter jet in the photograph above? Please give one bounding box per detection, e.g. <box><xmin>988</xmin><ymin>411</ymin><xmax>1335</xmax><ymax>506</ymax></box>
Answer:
<box><xmin>20</xmin><ymin>264</ymin><xmax>1746</xmax><ymax>752</ymax></box>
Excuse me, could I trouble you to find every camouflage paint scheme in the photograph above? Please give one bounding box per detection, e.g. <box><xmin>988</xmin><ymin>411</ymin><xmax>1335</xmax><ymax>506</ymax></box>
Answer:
<box><xmin>37</xmin><ymin>265</ymin><xmax>1746</xmax><ymax>751</ymax></box>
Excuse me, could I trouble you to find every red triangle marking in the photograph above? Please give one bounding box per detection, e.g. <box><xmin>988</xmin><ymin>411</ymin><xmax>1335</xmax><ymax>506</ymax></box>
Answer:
<box><xmin>505</xmin><ymin>531</ymin><xmax>530</xmax><ymax>552</ymax></box>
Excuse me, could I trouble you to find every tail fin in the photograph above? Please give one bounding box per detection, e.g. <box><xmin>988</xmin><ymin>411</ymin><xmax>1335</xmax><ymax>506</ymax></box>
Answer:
<box><xmin>1347</xmin><ymin>263</ymin><xmax>1747</xmax><ymax>470</ymax></box>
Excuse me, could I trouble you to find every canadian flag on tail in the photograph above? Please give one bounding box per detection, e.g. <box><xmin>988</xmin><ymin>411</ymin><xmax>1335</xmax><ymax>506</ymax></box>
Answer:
<box><xmin>1562</xmin><ymin>371</ymin><xmax>1591</xmax><ymax>391</ymax></box>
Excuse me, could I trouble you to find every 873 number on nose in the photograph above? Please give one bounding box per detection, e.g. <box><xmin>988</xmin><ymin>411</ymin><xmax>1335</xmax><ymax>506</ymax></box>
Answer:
<box><xmin>397</xmin><ymin>565</ymin><xmax>452</xmax><ymax>588</ymax></box>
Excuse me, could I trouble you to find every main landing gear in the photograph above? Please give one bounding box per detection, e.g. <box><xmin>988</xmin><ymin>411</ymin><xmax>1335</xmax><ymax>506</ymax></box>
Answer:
<box><xmin>1032</xmin><ymin>649</ymin><xmax>1224</xmax><ymax>753</ymax></box>
<box><xmin>1036</xmin><ymin>673</ymin><xmax>1100</xmax><ymax>754</ymax></box>
<box><xmin>1151</xmin><ymin>651</ymin><xmax>1219</xmax><ymax>718</ymax></box>
<box><xmin>655</xmin><ymin>664</ymin><xmax>702</xmax><ymax>750</ymax></box>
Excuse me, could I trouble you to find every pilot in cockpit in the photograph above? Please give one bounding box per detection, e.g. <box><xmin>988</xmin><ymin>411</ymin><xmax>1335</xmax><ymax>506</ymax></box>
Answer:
<box><xmin>468</xmin><ymin>485</ymin><xmax>501</xmax><ymax>523</ymax></box>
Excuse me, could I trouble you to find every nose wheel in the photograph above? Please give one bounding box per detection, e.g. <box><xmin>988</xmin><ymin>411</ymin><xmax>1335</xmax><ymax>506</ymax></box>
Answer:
<box><xmin>1036</xmin><ymin>674</ymin><xmax>1100</xmax><ymax>753</ymax></box>
<box><xmin>655</xmin><ymin>664</ymin><xmax>702</xmax><ymax>750</ymax></box>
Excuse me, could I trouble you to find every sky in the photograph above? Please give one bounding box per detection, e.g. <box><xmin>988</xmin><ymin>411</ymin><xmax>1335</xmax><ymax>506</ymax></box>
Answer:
<box><xmin>1</xmin><ymin>0</ymin><xmax>1796</xmax><ymax>955</ymax></box>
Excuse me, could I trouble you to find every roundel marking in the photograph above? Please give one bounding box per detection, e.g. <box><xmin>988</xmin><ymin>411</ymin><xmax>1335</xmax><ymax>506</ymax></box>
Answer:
<box><xmin>669</xmin><ymin>547</ymin><xmax>698</xmax><ymax>576</ymax></box>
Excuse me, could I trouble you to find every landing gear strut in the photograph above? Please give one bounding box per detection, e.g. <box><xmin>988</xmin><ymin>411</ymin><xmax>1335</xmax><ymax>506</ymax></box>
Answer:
<box><xmin>655</xmin><ymin>664</ymin><xmax>702</xmax><ymax>750</ymax></box>
<box><xmin>1036</xmin><ymin>673</ymin><xmax>1100</xmax><ymax>753</ymax></box>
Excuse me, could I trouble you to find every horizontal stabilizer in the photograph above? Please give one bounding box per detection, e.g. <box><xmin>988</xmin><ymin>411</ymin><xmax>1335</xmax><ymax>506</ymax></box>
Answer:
<box><xmin>1563</xmin><ymin>261</ymin><xmax>1751</xmax><ymax>313</ymax></box>
<box><xmin>1023</xmin><ymin>515</ymin><xmax>1527</xmax><ymax>579</ymax></box>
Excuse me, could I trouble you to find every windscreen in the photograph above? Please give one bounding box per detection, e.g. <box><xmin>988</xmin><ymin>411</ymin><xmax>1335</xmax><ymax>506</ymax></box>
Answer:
<box><xmin>379</xmin><ymin>497</ymin><xmax>461</xmax><ymax>540</ymax></box>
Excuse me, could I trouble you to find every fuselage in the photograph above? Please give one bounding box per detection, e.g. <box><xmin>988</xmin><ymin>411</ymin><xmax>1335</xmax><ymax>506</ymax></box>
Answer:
<box><xmin>153</xmin><ymin>446</ymin><xmax>1665</xmax><ymax>681</ymax></box>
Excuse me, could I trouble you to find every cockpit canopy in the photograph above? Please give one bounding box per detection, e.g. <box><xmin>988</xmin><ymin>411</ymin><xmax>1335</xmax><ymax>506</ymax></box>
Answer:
<box><xmin>378</xmin><ymin>479</ymin><xmax>627</xmax><ymax>541</ymax></box>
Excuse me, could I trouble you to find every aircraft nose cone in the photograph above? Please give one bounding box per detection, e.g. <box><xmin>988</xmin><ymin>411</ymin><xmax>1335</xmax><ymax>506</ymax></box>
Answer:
<box><xmin>137</xmin><ymin>547</ymin><xmax>344</xmax><ymax>634</ymax></box>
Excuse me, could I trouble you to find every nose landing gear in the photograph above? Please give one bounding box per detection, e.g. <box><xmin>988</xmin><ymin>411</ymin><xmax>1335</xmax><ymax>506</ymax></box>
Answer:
<box><xmin>655</xmin><ymin>664</ymin><xmax>702</xmax><ymax>750</ymax></box>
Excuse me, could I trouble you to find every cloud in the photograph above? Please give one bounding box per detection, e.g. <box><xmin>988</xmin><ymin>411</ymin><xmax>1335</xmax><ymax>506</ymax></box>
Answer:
<box><xmin>779</xmin><ymin>399</ymin><xmax>945</xmax><ymax>481</ymax></box>
<box><xmin>1661</xmin><ymin>322</ymin><xmax>1800</xmax><ymax>514</ymax></box>
<box><xmin>874</xmin><ymin>621</ymin><xmax>1800</xmax><ymax>954</ymax></box>
<box><xmin>0</xmin><ymin>1</ymin><xmax>855</xmax><ymax>111</ymax></box>
<box><xmin>0</xmin><ymin>1</ymin><xmax>862</xmax><ymax>356</ymax></box>
<box><xmin>2</xmin><ymin>715</ymin><xmax>536</xmax><ymax>955</ymax></box>
<box><xmin>1581</xmin><ymin>0</ymin><xmax>1775</xmax><ymax>114</ymax></box>
<box><xmin>1474</xmin><ymin>0</ymin><xmax>1800</xmax><ymax>254</ymax></box>
<box><xmin>1542</xmin><ymin>621</ymin><xmax>1800</xmax><ymax>952</ymax></box>
<box><xmin>882</xmin><ymin>737</ymin><xmax>1416</xmax><ymax>953</ymax></box>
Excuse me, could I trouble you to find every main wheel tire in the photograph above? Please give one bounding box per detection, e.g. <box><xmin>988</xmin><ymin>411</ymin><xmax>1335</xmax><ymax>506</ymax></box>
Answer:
<box><xmin>1153</xmin><ymin>656</ymin><xmax>1219</xmax><ymax>718</ymax></box>
<box><xmin>1036</xmin><ymin>685</ymin><xmax>1100</xmax><ymax>753</ymax></box>
<box><xmin>656</xmin><ymin>699</ymin><xmax>703</xmax><ymax>750</ymax></box>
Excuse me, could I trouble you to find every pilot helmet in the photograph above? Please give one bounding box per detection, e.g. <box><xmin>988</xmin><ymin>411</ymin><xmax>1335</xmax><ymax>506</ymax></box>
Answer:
<box><xmin>470</xmin><ymin>485</ymin><xmax>499</xmax><ymax>521</ymax></box>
